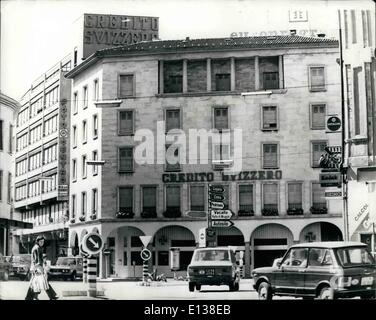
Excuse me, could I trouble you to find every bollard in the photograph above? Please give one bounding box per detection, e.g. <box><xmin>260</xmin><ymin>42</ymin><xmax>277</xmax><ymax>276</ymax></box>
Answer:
<box><xmin>142</xmin><ymin>260</ymin><xmax>148</xmax><ymax>285</ymax></box>
<box><xmin>83</xmin><ymin>257</ymin><xmax>87</xmax><ymax>283</ymax></box>
<box><xmin>87</xmin><ymin>256</ymin><xmax>97</xmax><ymax>297</ymax></box>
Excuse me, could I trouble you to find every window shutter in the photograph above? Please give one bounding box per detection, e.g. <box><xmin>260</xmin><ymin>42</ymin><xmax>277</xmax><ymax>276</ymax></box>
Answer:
<box><xmin>167</xmin><ymin>186</ymin><xmax>180</xmax><ymax>207</ymax></box>
<box><xmin>214</xmin><ymin>108</ymin><xmax>228</xmax><ymax>129</ymax></box>
<box><xmin>119</xmin><ymin>111</ymin><xmax>133</xmax><ymax>135</ymax></box>
<box><xmin>310</xmin><ymin>67</ymin><xmax>325</xmax><ymax>89</ymax></box>
<box><xmin>166</xmin><ymin>110</ymin><xmax>180</xmax><ymax>131</ymax></box>
<box><xmin>312</xmin><ymin>104</ymin><xmax>325</xmax><ymax>128</ymax></box>
<box><xmin>119</xmin><ymin>75</ymin><xmax>134</xmax><ymax>97</ymax></box>
<box><xmin>119</xmin><ymin>187</ymin><xmax>133</xmax><ymax>211</ymax></box>
<box><xmin>239</xmin><ymin>185</ymin><xmax>253</xmax><ymax>206</ymax></box>
<box><xmin>288</xmin><ymin>183</ymin><xmax>302</xmax><ymax>207</ymax></box>
<box><xmin>263</xmin><ymin>106</ymin><xmax>277</xmax><ymax>128</ymax></box>
<box><xmin>264</xmin><ymin>184</ymin><xmax>278</xmax><ymax>206</ymax></box>
<box><xmin>263</xmin><ymin>144</ymin><xmax>278</xmax><ymax>168</ymax></box>
<box><xmin>190</xmin><ymin>186</ymin><xmax>205</xmax><ymax>210</ymax></box>
<box><xmin>143</xmin><ymin>187</ymin><xmax>156</xmax><ymax>208</ymax></box>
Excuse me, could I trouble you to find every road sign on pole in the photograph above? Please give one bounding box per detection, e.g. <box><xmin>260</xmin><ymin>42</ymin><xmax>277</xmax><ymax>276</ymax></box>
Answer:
<box><xmin>82</xmin><ymin>233</ymin><xmax>104</xmax><ymax>256</ymax></box>
<box><xmin>209</xmin><ymin>193</ymin><xmax>225</xmax><ymax>201</ymax></box>
<box><xmin>140</xmin><ymin>248</ymin><xmax>152</xmax><ymax>261</ymax></box>
<box><xmin>139</xmin><ymin>236</ymin><xmax>152</xmax><ymax>247</ymax></box>
<box><xmin>210</xmin><ymin>210</ymin><xmax>233</xmax><ymax>220</ymax></box>
<box><xmin>210</xmin><ymin>220</ymin><xmax>234</xmax><ymax>228</ymax></box>
<box><xmin>319</xmin><ymin>172</ymin><xmax>342</xmax><ymax>188</ymax></box>
<box><xmin>326</xmin><ymin>115</ymin><xmax>342</xmax><ymax>132</ymax></box>
<box><xmin>209</xmin><ymin>201</ymin><xmax>225</xmax><ymax>209</ymax></box>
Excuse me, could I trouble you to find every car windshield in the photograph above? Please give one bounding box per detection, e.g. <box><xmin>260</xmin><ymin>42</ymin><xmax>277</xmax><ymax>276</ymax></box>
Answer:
<box><xmin>12</xmin><ymin>255</ymin><xmax>31</xmax><ymax>263</ymax></box>
<box><xmin>56</xmin><ymin>258</ymin><xmax>75</xmax><ymax>266</ymax></box>
<box><xmin>194</xmin><ymin>250</ymin><xmax>229</xmax><ymax>261</ymax></box>
<box><xmin>336</xmin><ymin>247</ymin><xmax>375</xmax><ymax>267</ymax></box>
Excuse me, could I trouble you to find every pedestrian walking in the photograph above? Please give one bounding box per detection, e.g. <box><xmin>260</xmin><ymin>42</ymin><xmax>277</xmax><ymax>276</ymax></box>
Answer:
<box><xmin>25</xmin><ymin>235</ymin><xmax>59</xmax><ymax>300</ymax></box>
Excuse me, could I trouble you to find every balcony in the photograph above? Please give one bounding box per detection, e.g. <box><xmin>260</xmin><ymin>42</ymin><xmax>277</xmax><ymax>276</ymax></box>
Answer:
<box><xmin>310</xmin><ymin>205</ymin><xmax>328</xmax><ymax>215</ymax></box>
<box><xmin>141</xmin><ymin>208</ymin><xmax>157</xmax><ymax>218</ymax></box>
<box><xmin>238</xmin><ymin>205</ymin><xmax>254</xmax><ymax>217</ymax></box>
<box><xmin>262</xmin><ymin>205</ymin><xmax>279</xmax><ymax>216</ymax></box>
<box><xmin>116</xmin><ymin>209</ymin><xmax>135</xmax><ymax>219</ymax></box>
<box><xmin>163</xmin><ymin>207</ymin><xmax>181</xmax><ymax>218</ymax></box>
<box><xmin>287</xmin><ymin>204</ymin><xmax>304</xmax><ymax>216</ymax></box>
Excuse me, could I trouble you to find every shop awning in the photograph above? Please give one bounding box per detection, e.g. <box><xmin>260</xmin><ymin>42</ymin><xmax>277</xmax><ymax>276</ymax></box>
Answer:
<box><xmin>357</xmin><ymin>166</ymin><xmax>376</xmax><ymax>182</ymax></box>
<box><xmin>0</xmin><ymin>218</ymin><xmax>33</xmax><ymax>229</ymax></box>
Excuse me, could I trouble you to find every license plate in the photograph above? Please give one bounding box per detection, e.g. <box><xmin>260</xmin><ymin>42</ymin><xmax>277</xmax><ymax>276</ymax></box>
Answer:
<box><xmin>206</xmin><ymin>269</ymin><xmax>215</xmax><ymax>276</ymax></box>
<box><xmin>361</xmin><ymin>276</ymin><xmax>373</xmax><ymax>286</ymax></box>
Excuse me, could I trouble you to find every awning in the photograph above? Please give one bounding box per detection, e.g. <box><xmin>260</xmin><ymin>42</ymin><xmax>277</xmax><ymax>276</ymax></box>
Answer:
<box><xmin>357</xmin><ymin>166</ymin><xmax>376</xmax><ymax>182</ymax></box>
<box><xmin>0</xmin><ymin>218</ymin><xmax>33</xmax><ymax>229</ymax></box>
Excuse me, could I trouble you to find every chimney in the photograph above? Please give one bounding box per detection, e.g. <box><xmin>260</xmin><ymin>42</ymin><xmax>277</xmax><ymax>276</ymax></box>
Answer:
<box><xmin>317</xmin><ymin>33</ymin><xmax>326</xmax><ymax>38</ymax></box>
<box><xmin>290</xmin><ymin>29</ymin><xmax>297</xmax><ymax>36</ymax></box>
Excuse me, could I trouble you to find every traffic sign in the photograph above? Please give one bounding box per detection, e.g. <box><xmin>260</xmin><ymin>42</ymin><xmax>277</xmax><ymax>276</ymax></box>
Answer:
<box><xmin>82</xmin><ymin>233</ymin><xmax>104</xmax><ymax>256</ymax></box>
<box><xmin>139</xmin><ymin>236</ymin><xmax>152</xmax><ymax>247</ymax></box>
<box><xmin>319</xmin><ymin>172</ymin><xmax>342</xmax><ymax>187</ymax></box>
<box><xmin>210</xmin><ymin>220</ymin><xmax>234</xmax><ymax>228</ymax></box>
<box><xmin>325</xmin><ymin>189</ymin><xmax>343</xmax><ymax>199</ymax></box>
<box><xmin>210</xmin><ymin>210</ymin><xmax>233</xmax><ymax>220</ymax></box>
<box><xmin>209</xmin><ymin>186</ymin><xmax>224</xmax><ymax>193</ymax></box>
<box><xmin>326</xmin><ymin>115</ymin><xmax>342</xmax><ymax>132</ymax></box>
<box><xmin>209</xmin><ymin>201</ymin><xmax>224</xmax><ymax>209</ymax></box>
<box><xmin>140</xmin><ymin>248</ymin><xmax>152</xmax><ymax>261</ymax></box>
<box><xmin>209</xmin><ymin>193</ymin><xmax>225</xmax><ymax>201</ymax></box>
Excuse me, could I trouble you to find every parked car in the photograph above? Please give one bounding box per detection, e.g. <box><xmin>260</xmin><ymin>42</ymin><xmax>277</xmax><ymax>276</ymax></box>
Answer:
<box><xmin>187</xmin><ymin>247</ymin><xmax>240</xmax><ymax>292</ymax></box>
<box><xmin>252</xmin><ymin>241</ymin><xmax>376</xmax><ymax>300</ymax></box>
<box><xmin>0</xmin><ymin>253</ymin><xmax>12</xmax><ymax>281</ymax></box>
<box><xmin>47</xmin><ymin>256</ymin><xmax>83</xmax><ymax>281</ymax></box>
<box><xmin>6</xmin><ymin>254</ymin><xmax>32</xmax><ymax>280</ymax></box>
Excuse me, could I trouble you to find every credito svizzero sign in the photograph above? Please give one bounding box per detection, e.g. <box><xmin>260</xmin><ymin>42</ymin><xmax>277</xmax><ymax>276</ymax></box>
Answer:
<box><xmin>83</xmin><ymin>14</ymin><xmax>159</xmax><ymax>59</ymax></box>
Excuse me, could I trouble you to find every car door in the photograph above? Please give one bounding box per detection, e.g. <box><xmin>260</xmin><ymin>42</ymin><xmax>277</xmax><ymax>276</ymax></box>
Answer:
<box><xmin>274</xmin><ymin>247</ymin><xmax>308</xmax><ymax>295</ymax></box>
<box><xmin>304</xmin><ymin>248</ymin><xmax>334</xmax><ymax>296</ymax></box>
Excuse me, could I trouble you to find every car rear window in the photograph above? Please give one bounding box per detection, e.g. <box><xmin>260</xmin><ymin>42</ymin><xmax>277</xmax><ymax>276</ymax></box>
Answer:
<box><xmin>193</xmin><ymin>250</ymin><xmax>230</xmax><ymax>261</ymax></box>
<box><xmin>336</xmin><ymin>247</ymin><xmax>375</xmax><ymax>267</ymax></box>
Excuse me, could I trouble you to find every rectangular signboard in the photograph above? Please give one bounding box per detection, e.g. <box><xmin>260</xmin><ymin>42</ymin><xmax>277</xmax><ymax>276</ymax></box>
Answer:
<box><xmin>210</xmin><ymin>220</ymin><xmax>234</xmax><ymax>228</ymax></box>
<box><xmin>319</xmin><ymin>172</ymin><xmax>342</xmax><ymax>188</ymax></box>
<box><xmin>210</xmin><ymin>210</ymin><xmax>233</xmax><ymax>220</ymax></box>
<box><xmin>325</xmin><ymin>190</ymin><xmax>343</xmax><ymax>199</ymax></box>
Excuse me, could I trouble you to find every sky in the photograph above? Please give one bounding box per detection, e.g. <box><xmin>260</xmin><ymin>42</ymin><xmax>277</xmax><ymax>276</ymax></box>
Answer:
<box><xmin>0</xmin><ymin>0</ymin><xmax>371</xmax><ymax>100</ymax></box>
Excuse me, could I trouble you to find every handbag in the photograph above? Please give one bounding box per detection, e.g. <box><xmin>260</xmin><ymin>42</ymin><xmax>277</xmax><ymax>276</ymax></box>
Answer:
<box><xmin>30</xmin><ymin>269</ymin><xmax>49</xmax><ymax>293</ymax></box>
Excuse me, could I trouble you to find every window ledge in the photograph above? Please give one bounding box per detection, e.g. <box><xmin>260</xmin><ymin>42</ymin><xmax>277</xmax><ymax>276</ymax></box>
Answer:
<box><xmin>347</xmin><ymin>135</ymin><xmax>368</xmax><ymax>144</ymax></box>
<box><xmin>157</xmin><ymin>89</ymin><xmax>287</xmax><ymax>98</ymax></box>
<box><xmin>94</xmin><ymin>100</ymin><xmax>122</xmax><ymax>108</ymax></box>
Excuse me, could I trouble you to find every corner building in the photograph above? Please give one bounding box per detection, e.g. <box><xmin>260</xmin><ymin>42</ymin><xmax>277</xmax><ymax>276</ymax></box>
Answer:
<box><xmin>13</xmin><ymin>56</ymin><xmax>72</xmax><ymax>262</ymax></box>
<box><xmin>66</xmin><ymin>36</ymin><xmax>343</xmax><ymax>278</ymax></box>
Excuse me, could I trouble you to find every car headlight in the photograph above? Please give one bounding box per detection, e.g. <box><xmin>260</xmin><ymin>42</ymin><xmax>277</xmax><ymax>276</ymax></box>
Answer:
<box><xmin>338</xmin><ymin>276</ymin><xmax>353</xmax><ymax>287</ymax></box>
<box><xmin>199</xmin><ymin>270</ymin><xmax>205</xmax><ymax>275</ymax></box>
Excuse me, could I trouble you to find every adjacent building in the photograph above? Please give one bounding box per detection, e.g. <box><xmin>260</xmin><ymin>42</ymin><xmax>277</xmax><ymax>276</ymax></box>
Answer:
<box><xmin>66</xmin><ymin>35</ymin><xmax>343</xmax><ymax>278</ymax></box>
<box><xmin>0</xmin><ymin>93</ymin><xmax>32</xmax><ymax>255</ymax></box>
<box><xmin>12</xmin><ymin>56</ymin><xmax>72</xmax><ymax>262</ymax></box>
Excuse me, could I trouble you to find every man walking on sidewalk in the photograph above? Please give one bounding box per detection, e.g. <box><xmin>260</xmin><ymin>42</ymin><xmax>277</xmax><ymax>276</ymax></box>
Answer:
<box><xmin>25</xmin><ymin>235</ymin><xmax>59</xmax><ymax>300</ymax></box>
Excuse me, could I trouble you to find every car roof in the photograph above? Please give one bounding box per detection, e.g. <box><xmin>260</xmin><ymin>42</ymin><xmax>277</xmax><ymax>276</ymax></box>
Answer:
<box><xmin>290</xmin><ymin>241</ymin><xmax>367</xmax><ymax>249</ymax></box>
<box><xmin>194</xmin><ymin>247</ymin><xmax>233</xmax><ymax>251</ymax></box>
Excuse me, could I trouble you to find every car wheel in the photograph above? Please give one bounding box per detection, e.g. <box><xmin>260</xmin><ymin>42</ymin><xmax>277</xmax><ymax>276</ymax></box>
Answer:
<box><xmin>189</xmin><ymin>282</ymin><xmax>195</xmax><ymax>292</ymax></box>
<box><xmin>258</xmin><ymin>282</ymin><xmax>272</xmax><ymax>300</ymax></box>
<box><xmin>318</xmin><ymin>286</ymin><xmax>334</xmax><ymax>300</ymax></box>
<box><xmin>196</xmin><ymin>284</ymin><xmax>201</xmax><ymax>291</ymax></box>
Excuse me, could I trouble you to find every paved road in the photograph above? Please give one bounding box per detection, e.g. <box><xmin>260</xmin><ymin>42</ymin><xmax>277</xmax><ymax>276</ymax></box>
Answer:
<box><xmin>0</xmin><ymin>278</ymin><xmax>291</xmax><ymax>300</ymax></box>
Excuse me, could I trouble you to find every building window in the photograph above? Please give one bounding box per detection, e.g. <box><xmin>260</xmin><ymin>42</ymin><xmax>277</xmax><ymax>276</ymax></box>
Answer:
<box><xmin>93</xmin><ymin>114</ymin><xmax>98</xmax><ymax>139</ymax></box>
<box><xmin>213</xmin><ymin>143</ymin><xmax>230</xmax><ymax>161</ymax></box>
<box><xmin>165</xmin><ymin>185</ymin><xmax>181</xmax><ymax>215</ymax></box>
<box><xmin>142</xmin><ymin>186</ymin><xmax>157</xmax><ymax>216</ymax></box>
<box><xmin>45</xmin><ymin>86</ymin><xmax>59</xmax><ymax>108</ymax></box>
<box><xmin>0</xmin><ymin>170</ymin><xmax>2</xmax><ymax>201</ymax></box>
<box><xmin>74</xmin><ymin>47</ymin><xmax>78</xmax><ymax>67</ymax></box>
<box><xmin>166</xmin><ymin>75</ymin><xmax>182</xmax><ymax>93</ymax></box>
<box><xmin>309</xmin><ymin>66</ymin><xmax>326</xmax><ymax>91</ymax></box>
<box><xmin>92</xmin><ymin>150</ymin><xmax>98</xmax><ymax>175</ymax></box>
<box><xmin>118</xmin><ymin>110</ymin><xmax>134</xmax><ymax>135</ymax></box>
<box><xmin>165</xmin><ymin>145</ymin><xmax>181</xmax><ymax>171</ymax></box>
<box><xmin>72</xmin><ymin>125</ymin><xmax>77</xmax><ymax>148</ymax></box>
<box><xmin>72</xmin><ymin>159</ymin><xmax>77</xmax><ymax>181</ymax></box>
<box><xmin>81</xmin><ymin>192</ymin><xmax>87</xmax><ymax>217</ymax></box>
<box><xmin>118</xmin><ymin>74</ymin><xmax>134</xmax><ymax>98</ymax></box>
<box><xmin>238</xmin><ymin>184</ymin><xmax>254</xmax><ymax>215</ymax></box>
<box><xmin>190</xmin><ymin>185</ymin><xmax>205</xmax><ymax>211</ymax></box>
<box><xmin>362</xmin><ymin>10</ymin><xmax>368</xmax><ymax>48</ymax></box>
<box><xmin>213</xmin><ymin>107</ymin><xmax>229</xmax><ymax>130</ymax></box>
<box><xmin>351</xmin><ymin>10</ymin><xmax>357</xmax><ymax>44</ymax></box>
<box><xmin>71</xmin><ymin>194</ymin><xmax>76</xmax><ymax>219</ymax></box>
<box><xmin>287</xmin><ymin>182</ymin><xmax>303</xmax><ymax>214</ymax></box>
<box><xmin>262</xmin><ymin>143</ymin><xmax>278</xmax><ymax>168</ymax></box>
<box><xmin>312</xmin><ymin>141</ymin><xmax>327</xmax><ymax>167</ymax></box>
<box><xmin>310</xmin><ymin>104</ymin><xmax>326</xmax><ymax>129</ymax></box>
<box><xmin>119</xmin><ymin>187</ymin><xmax>133</xmax><ymax>213</ymax></box>
<box><xmin>118</xmin><ymin>147</ymin><xmax>133</xmax><ymax>172</ymax></box>
<box><xmin>82</xmin><ymin>155</ymin><xmax>87</xmax><ymax>178</ymax></box>
<box><xmin>366</xmin><ymin>10</ymin><xmax>373</xmax><ymax>47</ymax></box>
<box><xmin>93</xmin><ymin>79</ymin><xmax>99</xmax><ymax>101</ymax></box>
<box><xmin>312</xmin><ymin>182</ymin><xmax>327</xmax><ymax>212</ymax></box>
<box><xmin>263</xmin><ymin>72</ymin><xmax>279</xmax><ymax>90</ymax></box>
<box><xmin>9</xmin><ymin>124</ymin><xmax>13</xmax><ymax>154</ymax></box>
<box><xmin>0</xmin><ymin>120</ymin><xmax>3</xmax><ymax>151</ymax></box>
<box><xmin>262</xmin><ymin>106</ymin><xmax>278</xmax><ymax>130</ymax></box>
<box><xmin>262</xmin><ymin>183</ymin><xmax>278</xmax><ymax>215</ymax></box>
<box><xmin>83</xmin><ymin>86</ymin><xmax>88</xmax><ymax>109</ymax></box>
<box><xmin>73</xmin><ymin>92</ymin><xmax>78</xmax><ymax>114</ymax></box>
<box><xmin>165</xmin><ymin>109</ymin><xmax>181</xmax><ymax>132</ymax></box>
<box><xmin>82</xmin><ymin>120</ymin><xmax>87</xmax><ymax>144</ymax></box>
<box><xmin>215</xmin><ymin>73</ymin><xmax>230</xmax><ymax>91</ymax></box>
<box><xmin>92</xmin><ymin>189</ymin><xmax>98</xmax><ymax>215</ymax></box>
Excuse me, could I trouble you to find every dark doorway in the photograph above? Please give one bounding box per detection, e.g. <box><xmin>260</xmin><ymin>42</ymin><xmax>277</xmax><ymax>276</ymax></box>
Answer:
<box><xmin>254</xmin><ymin>250</ymin><xmax>286</xmax><ymax>268</ymax></box>
<box><xmin>320</xmin><ymin>222</ymin><xmax>343</xmax><ymax>241</ymax></box>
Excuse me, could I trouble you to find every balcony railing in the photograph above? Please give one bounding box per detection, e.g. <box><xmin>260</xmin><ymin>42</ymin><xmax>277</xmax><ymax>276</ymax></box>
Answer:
<box><xmin>163</xmin><ymin>207</ymin><xmax>181</xmax><ymax>218</ymax></box>
<box><xmin>238</xmin><ymin>205</ymin><xmax>254</xmax><ymax>216</ymax></box>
